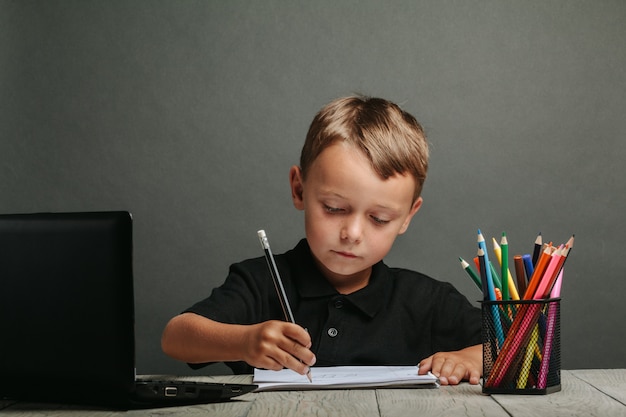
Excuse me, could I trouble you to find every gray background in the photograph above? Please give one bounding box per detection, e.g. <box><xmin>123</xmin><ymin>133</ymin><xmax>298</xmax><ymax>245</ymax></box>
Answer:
<box><xmin>2</xmin><ymin>1</ymin><xmax>624</xmax><ymax>376</ymax></box>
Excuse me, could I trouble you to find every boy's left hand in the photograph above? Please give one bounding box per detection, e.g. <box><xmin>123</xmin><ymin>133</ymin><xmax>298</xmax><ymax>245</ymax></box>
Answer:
<box><xmin>418</xmin><ymin>344</ymin><xmax>482</xmax><ymax>385</ymax></box>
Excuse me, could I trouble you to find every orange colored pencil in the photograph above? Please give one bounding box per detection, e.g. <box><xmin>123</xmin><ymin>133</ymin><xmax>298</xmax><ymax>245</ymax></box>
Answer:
<box><xmin>533</xmin><ymin>245</ymin><xmax>564</xmax><ymax>299</ymax></box>
<box><xmin>523</xmin><ymin>243</ymin><xmax>553</xmax><ymax>300</ymax></box>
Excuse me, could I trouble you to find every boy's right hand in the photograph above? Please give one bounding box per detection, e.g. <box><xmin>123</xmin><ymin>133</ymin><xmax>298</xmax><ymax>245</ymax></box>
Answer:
<box><xmin>241</xmin><ymin>320</ymin><xmax>316</xmax><ymax>376</ymax></box>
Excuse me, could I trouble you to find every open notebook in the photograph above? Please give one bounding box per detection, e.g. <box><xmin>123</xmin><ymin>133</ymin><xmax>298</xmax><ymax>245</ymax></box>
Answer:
<box><xmin>0</xmin><ymin>211</ymin><xmax>256</xmax><ymax>409</ymax></box>
<box><xmin>253</xmin><ymin>366</ymin><xmax>439</xmax><ymax>391</ymax></box>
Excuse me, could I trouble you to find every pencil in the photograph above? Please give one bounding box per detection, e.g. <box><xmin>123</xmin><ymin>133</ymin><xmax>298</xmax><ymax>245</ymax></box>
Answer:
<box><xmin>477</xmin><ymin>234</ymin><xmax>505</xmax><ymax>347</ymax></box>
<box><xmin>540</xmin><ymin>236</ymin><xmax>573</xmax><ymax>299</ymax></box>
<box><xmin>532</xmin><ymin>233</ymin><xmax>542</xmax><ymax>266</ymax></box>
<box><xmin>489</xmin><ymin>261</ymin><xmax>503</xmax><ymax>292</ymax></box>
<box><xmin>522</xmin><ymin>254</ymin><xmax>534</xmax><ymax>284</ymax></box>
<box><xmin>258</xmin><ymin>230</ymin><xmax>295</xmax><ymax>323</ymax></box>
<box><xmin>459</xmin><ymin>257</ymin><xmax>482</xmax><ymax>291</ymax></box>
<box><xmin>533</xmin><ymin>245</ymin><xmax>564</xmax><ymax>299</ymax></box>
<box><xmin>492</xmin><ymin>238</ymin><xmax>519</xmax><ymax>300</ymax></box>
<box><xmin>517</xmin><ymin>324</ymin><xmax>540</xmax><ymax>388</ymax></box>
<box><xmin>550</xmin><ymin>270</ymin><xmax>563</xmax><ymax>298</ymax></box>
<box><xmin>523</xmin><ymin>244</ymin><xmax>553</xmax><ymax>300</ymax></box>
<box><xmin>494</xmin><ymin>287</ymin><xmax>503</xmax><ymax>301</ymax></box>
<box><xmin>257</xmin><ymin>230</ymin><xmax>312</xmax><ymax>382</ymax></box>
<box><xmin>537</xmin><ymin>238</ymin><xmax>572</xmax><ymax>387</ymax></box>
<box><xmin>477</xmin><ymin>249</ymin><xmax>489</xmax><ymax>301</ymax></box>
<box><xmin>477</xmin><ymin>230</ymin><xmax>497</xmax><ymax>301</ymax></box>
<box><xmin>513</xmin><ymin>255</ymin><xmax>527</xmax><ymax>295</ymax></box>
<box><xmin>537</xmin><ymin>301</ymin><xmax>559</xmax><ymax>389</ymax></box>
<box><xmin>500</xmin><ymin>233</ymin><xmax>509</xmax><ymax>301</ymax></box>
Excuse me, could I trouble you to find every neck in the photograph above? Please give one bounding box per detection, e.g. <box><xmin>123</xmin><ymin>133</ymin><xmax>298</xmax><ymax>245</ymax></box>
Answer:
<box><xmin>315</xmin><ymin>259</ymin><xmax>371</xmax><ymax>294</ymax></box>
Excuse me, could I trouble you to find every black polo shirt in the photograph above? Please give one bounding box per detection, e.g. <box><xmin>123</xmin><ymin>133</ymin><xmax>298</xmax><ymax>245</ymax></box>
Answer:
<box><xmin>186</xmin><ymin>239</ymin><xmax>481</xmax><ymax>374</ymax></box>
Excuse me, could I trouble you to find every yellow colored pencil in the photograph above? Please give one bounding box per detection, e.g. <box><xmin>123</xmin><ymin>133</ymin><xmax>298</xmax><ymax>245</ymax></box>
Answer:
<box><xmin>517</xmin><ymin>324</ymin><xmax>540</xmax><ymax>388</ymax></box>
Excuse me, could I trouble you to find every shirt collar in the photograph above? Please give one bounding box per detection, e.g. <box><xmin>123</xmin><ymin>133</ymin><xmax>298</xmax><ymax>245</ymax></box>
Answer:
<box><xmin>287</xmin><ymin>239</ymin><xmax>390</xmax><ymax>319</ymax></box>
<box><xmin>343</xmin><ymin>263</ymin><xmax>389</xmax><ymax>318</ymax></box>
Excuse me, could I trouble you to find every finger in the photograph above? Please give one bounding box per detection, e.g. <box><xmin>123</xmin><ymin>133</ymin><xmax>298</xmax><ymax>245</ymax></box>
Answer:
<box><xmin>468</xmin><ymin>367</ymin><xmax>481</xmax><ymax>385</ymax></box>
<box><xmin>418</xmin><ymin>356</ymin><xmax>433</xmax><ymax>374</ymax></box>
<box><xmin>244</xmin><ymin>321</ymin><xmax>301</xmax><ymax>370</ymax></box>
<box><xmin>293</xmin><ymin>341</ymin><xmax>316</xmax><ymax>366</ymax></box>
<box><xmin>428</xmin><ymin>354</ymin><xmax>445</xmax><ymax>377</ymax></box>
<box><xmin>440</xmin><ymin>362</ymin><xmax>466</xmax><ymax>386</ymax></box>
<box><xmin>277</xmin><ymin>335</ymin><xmax>316</xmax><ymax>367</ymax></box>
<box><xmin>282</xmin><ymin>323</ymin><xmax>312</xmax><ymax>348</ymax></box>
<box><xmin>279</xmin><ymin>324</ymin><xmax>316</xmax><ymax>366</ymax></box>
<box><xmin>270</xmin><ymin>347</ymin><xmax>311</xmax><ymax>376</ymax></box>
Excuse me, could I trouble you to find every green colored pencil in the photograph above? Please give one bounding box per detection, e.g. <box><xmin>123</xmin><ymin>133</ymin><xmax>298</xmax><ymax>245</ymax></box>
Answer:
<box><xmin>459</xmin><ymin>257</ymin><xmax>482</xmax><ymax>291</ymax></box>
<box><xmin>501</xmin><ymin>232</ymin><xmax>509</xmax><ymax>301</ymax></box>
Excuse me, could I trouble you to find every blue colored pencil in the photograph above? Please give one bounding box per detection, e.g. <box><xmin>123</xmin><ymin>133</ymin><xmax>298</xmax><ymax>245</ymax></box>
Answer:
<box><xmin>478</xmin><ymin>229</ymin><xmax>505</xmax><ymax>347</ymax></box>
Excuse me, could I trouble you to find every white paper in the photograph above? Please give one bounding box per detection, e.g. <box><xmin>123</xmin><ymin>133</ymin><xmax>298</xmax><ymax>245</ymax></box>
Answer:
<box><xmin>253</xmin><ymin>365</ymin><xmax>439</xmax><ymax>391</ymax></box>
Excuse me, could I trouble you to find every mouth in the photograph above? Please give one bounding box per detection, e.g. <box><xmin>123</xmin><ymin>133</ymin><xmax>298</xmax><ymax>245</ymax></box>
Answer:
<box><xmin>334</xmin><ymin>250</ymin><xmax>358</xmax><ymax>259</ymax></box>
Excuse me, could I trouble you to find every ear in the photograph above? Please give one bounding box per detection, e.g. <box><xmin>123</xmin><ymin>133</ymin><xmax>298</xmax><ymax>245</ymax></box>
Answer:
<box><xmin>289</xmin><ymin>165</ymin><xmax>305</xmax><ymax>210</ymax></box>
<box><xmin>398</xmin><ymin>197</ymin><xmax>423</xmax><ymax>235</ymax></box>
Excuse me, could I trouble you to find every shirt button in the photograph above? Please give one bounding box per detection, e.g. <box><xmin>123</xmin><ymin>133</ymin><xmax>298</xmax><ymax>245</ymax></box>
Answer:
<box><xmin>334</xmin><ymin>299</ymin><xmax>344</xmax><ymax>309</ymax></box>
<box><xmin>327</xmin><ymin>327</ymin><xmax>338</xmax><ymax>337</ymax></box>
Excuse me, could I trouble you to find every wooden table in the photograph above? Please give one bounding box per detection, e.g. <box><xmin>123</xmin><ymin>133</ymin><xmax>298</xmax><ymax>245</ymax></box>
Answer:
<box><xmin>1</xmin><ymin>369</ymin><xmax>624</xmax><ymax>416</ymax></box>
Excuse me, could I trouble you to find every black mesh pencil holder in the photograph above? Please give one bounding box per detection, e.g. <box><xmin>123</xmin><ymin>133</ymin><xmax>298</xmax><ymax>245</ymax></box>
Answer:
<box><xmin>481</xmin><ymin>298</ymin><xmax>561</xmax><ymax>394</ymax></box>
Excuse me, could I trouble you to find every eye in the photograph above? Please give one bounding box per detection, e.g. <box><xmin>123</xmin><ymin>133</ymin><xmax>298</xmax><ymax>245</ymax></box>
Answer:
<box><xmin>370</xmin><ymin>215</ymin><xmax>390</xmax><ymax>225</ymax></box>
<box><xmin>324</xmin><ymin>204</ymin><xmax>344</xmax><ymax>214</ymax></box>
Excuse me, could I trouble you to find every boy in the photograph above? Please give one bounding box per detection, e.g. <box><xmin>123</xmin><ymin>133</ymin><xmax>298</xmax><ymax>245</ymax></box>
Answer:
<box><xmin>162</xmin><ymin>96</ymin><xmax>482</xmax><ymax>385</ymax></box>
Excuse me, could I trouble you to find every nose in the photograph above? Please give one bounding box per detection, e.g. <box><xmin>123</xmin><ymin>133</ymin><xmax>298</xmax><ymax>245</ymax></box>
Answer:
<box><xmin>340</xmin><ymin>215</ymin><xmax>363</xmax><ymax>243</ymax></box>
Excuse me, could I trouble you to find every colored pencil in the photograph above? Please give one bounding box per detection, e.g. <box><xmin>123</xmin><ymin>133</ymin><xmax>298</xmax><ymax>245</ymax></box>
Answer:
<box><xmin>532</xmin><ymin>232</ymin><xmax>542</xmax><ymax>266</ymax></box>
<box><xmin>537</xmin><ymin>301</ymin><xmax>558</xmax><ymax>389</ymax></box>
<box><xmin>489</xmin><ymin>261</ymin><xmax>503</xmax><ymax>292</ymax></box>
<box><xmin>477</xmin><ymin>249</ymin><xmax>489</xmax><ymax>301</ymax></box>
<box><xmin>477</xmin><ymin>230</ymin><xmax>497</xmax><ymax>301</ymax></box>
<box><xmin>523</xmin><ymin>244</ymin><xmax>553</xmax><ymax>300</ymax></box>
<box><xmin>513</xmin><ymin>255</ymin><xmax>527</xmax><ymax>295</ymax></box>
<box><xmin>500</xmin><ymin>233</ymin><xmax>510</xmax><ymax>301</ymax></box>
<box><xmin>493</xmin><ymin>237</ymin><xmax>520</xmax><ymax>300</ymax></box>
<box><xmin>478</xmin><ymin>231</ymin><xmax>505</xmax><ymax>348</ymax></box>
<box><xmin>517</xmin><ymin>324</ymin><xmax>540</xmax><ymax>388</ymax></box>
<box><xmin>522</xmin><ymin>254</ymin><xmax>534</xmax><ymax>283</ymax></box>
<box><xmin>533</xmin><ymin>245</ymin><xmax>564</xmax><ymax>299</ymax></box>
<box><xmin>460</xmin><ymin>257</ymin><xmax>482</xmax><ymax>291</ymax></box>
<box><xmin>551</xmin><ymin>270</ymin><xmax>563</xmax><ymax>298</ymax></box>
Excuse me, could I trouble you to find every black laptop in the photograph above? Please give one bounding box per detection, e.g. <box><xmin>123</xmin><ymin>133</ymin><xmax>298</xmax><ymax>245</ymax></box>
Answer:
<box><xmin>0</xmin><ymin>211</ymin><xmax>256</xmax><ymax>409</ymax></box>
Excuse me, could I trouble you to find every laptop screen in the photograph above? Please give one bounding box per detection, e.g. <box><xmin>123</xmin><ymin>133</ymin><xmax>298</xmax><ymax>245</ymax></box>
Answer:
<box><xmin>0</xmin><ymin>211</ymin><xmax>135</xmax><ymax>405</ymax></box>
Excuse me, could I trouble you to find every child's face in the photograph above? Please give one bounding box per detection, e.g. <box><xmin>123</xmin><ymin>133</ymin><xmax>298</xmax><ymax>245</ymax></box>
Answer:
<box><xmin>290</xmin><ymin>141</ymin><xmax>422</xmax><ymax>293</ymax></box>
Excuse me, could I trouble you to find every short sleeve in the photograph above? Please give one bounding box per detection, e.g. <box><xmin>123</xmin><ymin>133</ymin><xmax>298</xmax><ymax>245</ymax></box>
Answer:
<box><xmin>184</xmin><ymin>257</ymin><xmax>276</xmax><ymax>325</ymax></box>
<box><xmin>431</xmin><ymin>282</ymin><xmax>482</xmax><ymax>352</ymax></box>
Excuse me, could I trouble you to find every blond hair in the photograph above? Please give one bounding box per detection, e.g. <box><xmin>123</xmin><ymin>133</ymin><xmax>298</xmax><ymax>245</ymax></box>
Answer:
<box><xmin>300</xmin><ymin>96</ymin><xmax>429</xmax><ymax>201</ymax></box>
